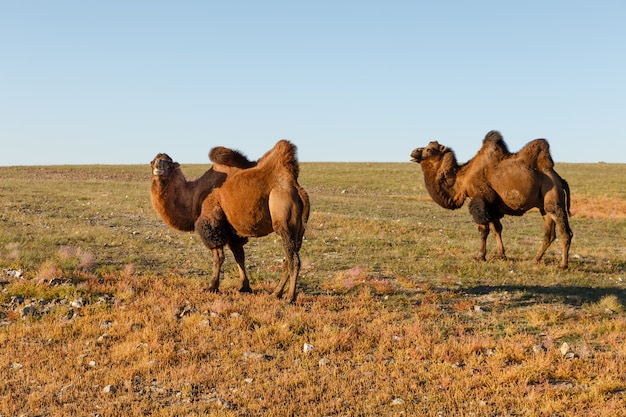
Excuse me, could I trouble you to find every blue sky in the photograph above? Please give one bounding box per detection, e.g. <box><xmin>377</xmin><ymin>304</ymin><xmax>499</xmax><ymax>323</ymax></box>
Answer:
<box><xmin>1</xmin><ymin>1</ymin><xmax>625</xmax><ymax>165</ymax></box>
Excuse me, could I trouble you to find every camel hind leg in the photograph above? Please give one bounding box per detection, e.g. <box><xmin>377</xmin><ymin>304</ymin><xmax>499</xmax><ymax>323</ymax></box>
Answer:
<box><xmin>537</xmin><ymin>179</ymin><xmax>573</xmax><ymax>269</ymax></box>
<box><xmin>271</xmin><ymin>233</ymin><xmax>301</xmax><ymax>303</ymax></box>
<box><xmin>268</xmin><ymin>188</ymin><xmax>306</xmax><ymax>303</ymax></box>
<box><xmin>534</xmin><ymin>213</ymin><xmax>556</xmax><ymax>265</ymax></box>
<box><xmin>554</xmin><ymin>209</ymin><xmax>573</xmax><ymax>269</ymax></box>
<box><xmin>535</xmin><ymin>207</ymin><xmax>572</xmax><ymax>268</ymax></box>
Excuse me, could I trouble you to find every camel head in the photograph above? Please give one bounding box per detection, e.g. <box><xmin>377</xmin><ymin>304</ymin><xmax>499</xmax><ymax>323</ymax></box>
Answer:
<box><xmin>410</xmin><ymin>141</ymin><xmax>449</xmax><ymax>163</ymax></box>
<box><xmin>151</xmin><ymin>153</ymin><xmax>180</xmax><ymax>177</ymax></box>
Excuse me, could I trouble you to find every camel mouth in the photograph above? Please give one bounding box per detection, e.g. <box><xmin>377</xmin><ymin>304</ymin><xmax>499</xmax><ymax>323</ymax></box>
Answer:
<box><xmin>153</xmin><ymin>168</ymin><xmax>165</xmax><ymax>176</ymax></box>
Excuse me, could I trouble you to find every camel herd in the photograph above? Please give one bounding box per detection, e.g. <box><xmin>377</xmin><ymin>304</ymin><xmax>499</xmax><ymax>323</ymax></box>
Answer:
<box><xmin>151</xmin><ymin>131</ymin><xmax>573</xmax><ymax>303</ymax></box>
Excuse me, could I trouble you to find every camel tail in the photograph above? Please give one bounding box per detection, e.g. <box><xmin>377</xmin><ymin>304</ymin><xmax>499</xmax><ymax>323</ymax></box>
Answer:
<box><xmin>209</xmin><ymin>146</ymin><xmax>257</xmax><ymax>168</ymax></box>
<box><xmin>298</xmin><ymin>185</ymin><xmax>310</xmax><ymax>226</ymax></box>
<box><xmin>258</xmin><ymin>140</ymin><xmax>300</xmax><ymax>179</ymax></box>
<box><xmin>561</xmin><ymin>176</ymin><xmax>571</xmax><ymax>217</ymax></box>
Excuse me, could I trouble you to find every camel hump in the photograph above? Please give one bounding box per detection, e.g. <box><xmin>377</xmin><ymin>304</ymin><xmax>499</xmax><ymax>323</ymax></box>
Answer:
<box><xmin>209</xmin><ymin>146</ymin><xmax>257</xmax><ymax>169</ymax></box>
<box><xmin>257</xmin><ymin>140</ymin><xmax>300</xmax><ymax>179</ymax></box>
<box><xmin>517</xmin><ymin>138</ymin><xmax>554</xmax><ymax>171</ymax></box>
<box><xmin>481</xmin><ymin>130</ymin><xmax>511</xmax><ymax>156</ymax></box>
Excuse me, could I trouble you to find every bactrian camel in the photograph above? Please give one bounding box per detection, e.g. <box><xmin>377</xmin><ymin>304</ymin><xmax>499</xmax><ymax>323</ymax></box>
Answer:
<box><xmin>151</xmin><ymin>140</ymin><xmax>310</xmax><ymax>302</ymax></box>
<box><xmin>410</xmin><ymin>131</ymin><xmax>573</xmax><ymax>268</ymax></box>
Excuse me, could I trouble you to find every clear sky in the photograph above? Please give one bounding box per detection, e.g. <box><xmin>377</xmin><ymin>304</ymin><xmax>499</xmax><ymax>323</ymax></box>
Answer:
<box><xmin>1</xmin><ymin>1</ymin><xmax>625</xmax><ymax>165</ymax></box>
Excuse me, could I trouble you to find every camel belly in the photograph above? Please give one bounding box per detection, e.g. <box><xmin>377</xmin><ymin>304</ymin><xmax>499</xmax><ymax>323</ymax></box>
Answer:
<box><xmin>498</xmin><ymin>189</ymin><xmax>535</xmax><ymax>213</ymax></box>
<box><xmin>227</xmin><ymin>212</ymin><xmax>274</xmax><ymax>237</ymax></box>
<box><xmin>219</xmin><ymin>186</ymin><xmax>274</xmax><ymax>237</ymax></box>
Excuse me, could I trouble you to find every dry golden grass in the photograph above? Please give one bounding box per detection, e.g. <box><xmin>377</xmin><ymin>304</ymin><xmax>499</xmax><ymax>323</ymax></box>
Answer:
<box><xmin>0</xmin><ymin>161</ymin><xmax>625</xmax><ymax>416</ymax></box>
<box><xmin>571</xmin><ymin>195</ymin><xmax>626</xmax><ymax>220</ymax></box>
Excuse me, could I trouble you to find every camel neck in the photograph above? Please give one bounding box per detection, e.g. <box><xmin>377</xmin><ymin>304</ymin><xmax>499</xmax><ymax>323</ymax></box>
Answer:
<box><xmin>420</xmin><ymin>153</ymin><xmax>466</xmax><ymax>210</ymax></box>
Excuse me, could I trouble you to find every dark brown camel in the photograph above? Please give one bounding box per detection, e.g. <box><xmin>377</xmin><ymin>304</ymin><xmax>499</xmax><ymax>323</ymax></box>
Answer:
<box><xmin>151</xmin><ymin>140</ymin><xmax>309</xmax><ymax>302</ymax></box>
<box><xmin>410</xmin><ymin>131</ymin><xmax>573</xmax><ymax>268</ymax></box>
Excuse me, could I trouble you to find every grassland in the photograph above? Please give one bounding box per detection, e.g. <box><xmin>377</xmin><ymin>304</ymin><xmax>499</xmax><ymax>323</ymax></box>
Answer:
<box><xmin>0</xmin><ymin>161</ymin><xmax>625</xmax><ymax>416</ymax></box>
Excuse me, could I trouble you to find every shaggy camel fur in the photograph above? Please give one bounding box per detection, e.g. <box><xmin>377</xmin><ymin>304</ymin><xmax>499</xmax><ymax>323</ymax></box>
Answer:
<box><xmin>150</xmin><ymin>149</ymin><xmax>256</xmax><ymax>231</ymax></box>
<box><xmin>151</xmin><ymin>140</ymin><xmax>309</xmax><ymax>302</ymax></box>
<box><xmin>410</xmin><ymin>131</ymin><xmax>573</xmax><ymax>268</ymax></box>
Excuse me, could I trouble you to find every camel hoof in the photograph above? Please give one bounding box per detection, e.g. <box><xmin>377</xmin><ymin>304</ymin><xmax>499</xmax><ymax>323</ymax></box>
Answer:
<box><xmin>474</xmin><ymin>256</ymin><xmax>487</xmax><ymax>262</ymax></box>
<box><xmin>493</xmin><ymin>254</ymin><xmax>507</xmax><ymax>260</ymax></box>
<box><xmin>239</xmin><ymin>286</ymin><xmax>252</xmax><ymax>293</ymax></box>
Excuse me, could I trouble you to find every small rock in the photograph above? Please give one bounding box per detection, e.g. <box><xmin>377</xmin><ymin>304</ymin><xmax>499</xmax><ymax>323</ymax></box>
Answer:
<box><xmin>21</xmin><ymin>304</ymin><xmax>37</xmax><ymax>318</ymax></box>
<box><xmin>318</xmin><ymin>357</ymin><xmax>330</xmax><ymax>366</ymax></box>
<box><xmin>533</xmin><ymin>344</ymin><xmax>547</xmax><ymax>354</ymax></box>
<box><xmin>216</xmin><ymin>398</ymin><xmax>236</xmax><ymax>410</ymax></box>
<box><xmin>229</xmin><ymin>312</ymin><xmax>241</xmax><ymax>318</ymax></box>
<box><xmin>70</xmin><ymin>298</ymin><xmax>84</xmax><ymax>309</ymax></box>
<box><xmin>5</xmin><ymin>269</ymin><xmax>23</xmax><ymax>279</ymax></box>
<box><xmin>103</xmin><ymin>385</ymin><xmax>116</xmax><ymax>394</ymax></box>
<box><xmin>97</xmin><ymin>334</ymin><xmax>109</xmax><ymax>344</ymax></box>
<box><xmin>244</xmin><ymin>378</ymin><xmax>254</xmax><ymax>384</ymax></box>
<box><xmin>10</xmin><ymin>295</ymin><xmax>24</xmax><ymax>305</ymax></box>
<box><xmin>89</xmin><ymin>361</ymin><xmax>97</xmax><ymax>367</ymax></box>
<box><xmin>48</xmin><ymin>278</ymin><xmax>65</xmax><ymax>286</ymax></box>
<box><xmin>10</xmin><ymin>362</ymin><xmax>23</xmax><ymax>370</ymax></box>
<box><xmin>243</xmin><ymin>351</ymin><xmax>265</xmax><ymax>361</ymax></box>
<box><xmin>560</xmin><ymin>342</ymin><xmax>571</xmax><ymax>356</ymax></box>
<box><xmin>303</xmin><ymin>343</ymin><xmax>315</xmax><ymax>353</ymax></box>
<box><xmin>391</xmin><ymin>397</ymin><xmax>405</xmax><ymax>406</ymax></box>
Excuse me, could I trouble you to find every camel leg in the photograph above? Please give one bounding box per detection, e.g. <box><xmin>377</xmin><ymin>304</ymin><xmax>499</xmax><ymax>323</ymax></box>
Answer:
<box><xmin>228</xmin><ymin>240</ymin><xmax>251</xmax><ymax>293</ymax></box>
<box><xmin>490</xmin><ymin>220</ymin><xmax>506</xmax><ymax>259</ymax></box>
<box><xmin>286</xmin><ymin>252</ymin><xmax>301</xmax><ymax>303</ymax></box>
<box><xmin>271</xmin><ymin>235</ymin><xmax>300</xmax><ymax>303</ymax></box>
<box><xmin>534</xmin><ymin>214</ymin><xmax>556</xmax><ymax>264</ymax></box>
<box><xmin>555</xmin><ymin>210</ymin><xmax>573</xmax><ymax>269</ymax></box>
<box><xmin>195</xmin><ymin>209</ymin><xmax>229</xmax><ymax>292</ymax></box>
<box><xmin>208</xmin><ymin>247</ymin><xmax>225</xmax><ymax>292</ymax></box>
<box><xmin>272</xmin><ymin>260</ymin><xmax>289</xmax><ymax>299</ymax></box>
<box><xmin>475</xmin><ymin>224</ymin><xmax>489</xmax><ymax>262</ymax></box>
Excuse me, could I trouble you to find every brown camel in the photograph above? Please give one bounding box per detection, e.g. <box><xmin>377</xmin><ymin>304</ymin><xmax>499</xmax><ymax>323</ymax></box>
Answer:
<box><xmin>410</xmin><ymin>131</ymin><xmax>573</xmax><ymax>268</ymax></box>
<box><xmin>151</xmin><ymin>140</ymin><xmax>309</xmax><ymax>302</ymax></box>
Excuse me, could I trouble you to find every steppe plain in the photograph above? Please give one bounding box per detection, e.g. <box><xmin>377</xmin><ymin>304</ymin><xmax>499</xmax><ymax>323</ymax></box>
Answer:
<box><xmin>1</xmin><ymin>161</ymin><xmax>625</xmax><ymax>416</ymax></box>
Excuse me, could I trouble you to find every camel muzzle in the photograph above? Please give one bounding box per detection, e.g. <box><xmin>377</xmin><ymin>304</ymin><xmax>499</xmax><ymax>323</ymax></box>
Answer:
<box><xmin>410</xmin><ymin>149</ymin><xmax>423</xmax><ymax>163</ymax></box>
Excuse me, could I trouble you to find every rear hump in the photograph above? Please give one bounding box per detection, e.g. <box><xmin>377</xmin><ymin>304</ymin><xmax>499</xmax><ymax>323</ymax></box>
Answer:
<box><xmin>257</xmin><ymin>140</ymin><xmax>300</xmax><ymax>179</ymax></box>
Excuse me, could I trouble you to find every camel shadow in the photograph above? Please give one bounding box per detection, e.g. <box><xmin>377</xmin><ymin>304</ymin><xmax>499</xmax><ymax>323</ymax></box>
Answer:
<box><xmin>461</xmin><ymin>284</ymin><xmax>626</xmax><ymax>307</ymax></box>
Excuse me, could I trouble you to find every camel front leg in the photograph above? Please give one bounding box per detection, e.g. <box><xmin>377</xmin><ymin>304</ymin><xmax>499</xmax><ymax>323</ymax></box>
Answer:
<box><xmin>490</xmin><ymin>220</ymin><xmax>506</xmax><ymax>259</ymax></box>
<box><xmin>208</xmin><ymin>247</ymin><xmax>225</xmax><ymax>292</ymax></box>
<box><xmin>475</xmin><ymin>224</ymin><xmax>489</xmax><ymax>262</ymax></box>
<box><xmin>228</xmin><ymin>240</ymin><xmax>251</xmax><ymax>293</ymax></box>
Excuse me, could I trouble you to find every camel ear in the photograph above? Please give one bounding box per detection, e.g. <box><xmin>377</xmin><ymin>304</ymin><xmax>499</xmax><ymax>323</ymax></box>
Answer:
<box><xmin>174</xmin><ymin>162</ymin><xmax>180</xmax><ymax>169</ymax></box>
<box><xmin>438</xmin><ymin>144</ymin><xmax>447</xmax><ymax>153</ymax></box>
